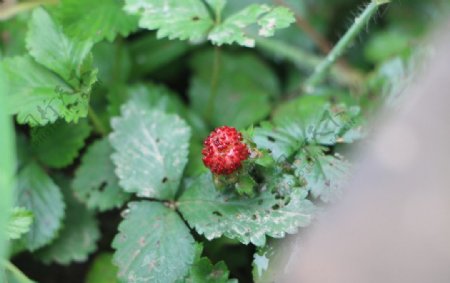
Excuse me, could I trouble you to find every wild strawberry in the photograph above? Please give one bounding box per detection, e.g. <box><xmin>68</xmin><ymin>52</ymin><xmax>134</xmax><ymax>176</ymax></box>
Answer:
<box><xmin>202</xmin><ymin>126</ymin><xmax>250</xmax><ymax>175</ymax></box>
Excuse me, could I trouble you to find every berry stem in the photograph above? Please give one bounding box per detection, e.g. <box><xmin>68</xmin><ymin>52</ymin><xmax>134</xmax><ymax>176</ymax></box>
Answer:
<box><xmin>205</xmin><ymin>46</ymin><xmax>222</xmax><ymax>124</ymax></box>
<box><xmin>303</xmin><ymin>1</ymin><xmax>389</xmax><ymax>93</ymax></box>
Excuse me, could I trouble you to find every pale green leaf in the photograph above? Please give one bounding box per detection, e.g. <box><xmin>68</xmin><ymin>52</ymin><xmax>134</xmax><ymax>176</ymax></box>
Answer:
<box><xmin>31</xmin><ymin>119</ymin><xmax>91</xmax><ymax>168</ymax></box>
<box><xmin>26</xmin><ymin>8</ymin><xmax>93</xmax><ymax>86</ymax></box>
<box><xmin>7</xmin><ymin>207</ymin><xmax>33</xmax><ymax>240</ymax></box>
<box><xmin>2</xmin><ymin>55</ymin><xmax>94</xmax><ymax>126</ymax></box>
<box><xmin>124</xmin><ymin>0</ymin><xmax>213</xmax><ymax>42</ymax></box>
<box><xmin>16</xmin><ymin>162</ymin><xmax>65</xmax><ymax>251</ymax></box>
<box><xmin>273</xmin><ymin>96</ymin><xmax>364</xmax><ymax>145</ymax></box>
<box><xmin>253</xmin><ymin>97</ymin><xmax>364</xmax><ymax>160</ymax></box>
<box><xmin>107</xmin><ymin>83</ymin><xmax>208</xmax><ymax>140</ymax></box>
<box><xmin>112</xmin><ymin>201</ymin><xmax>196</xmax><ymax>283</ymax></box>
<box><xmin>124</xmin><ymin>0</ymin><xmax>294</xmax><ymax>47</ymax></box>
<box><xmin>179</xmin><ymin>173</ymin><xmax>316</xmax><ymax>246</ymax></box>
<box><xmin>295</xmin><ymin>147</ymin><xmax>351</xmax><ymax>202</ymax></box>
<box><xmin>73</xmin><ymin>138</ymin><xmax>130</xmax><ymax>211</ymax></box>
<box><xmin>54</xmin><ymin>0</ymin><xmax>139</xmax><ymax>42</ymax></box>
<box><xmin>36</xmin><ymin>184</ymin><xmax>100</xmax><ymax>265</ymax></box>
<box><xmin>209</xmin><ymin>5</ymin><xmax>294</xmax><ymax>47</ymax></box>
<box><xmin>110</xmin><ymin>101</ymin><xmax>191</xmax><ymax>200</ymax></box>
<box><xmin>86</xmin><ymin>253</ymin><xmax>120</xmax><ymax>283</ymax></box>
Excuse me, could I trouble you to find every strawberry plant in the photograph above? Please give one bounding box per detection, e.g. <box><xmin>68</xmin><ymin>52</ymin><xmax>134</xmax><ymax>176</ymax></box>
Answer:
<box><xmin>0</xmin><ymin>0</ymin><xmax>448</xmax><ymax>282</ymax></box>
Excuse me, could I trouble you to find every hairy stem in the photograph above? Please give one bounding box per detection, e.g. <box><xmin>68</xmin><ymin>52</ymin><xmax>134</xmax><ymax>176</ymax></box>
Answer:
<box><xmin>205</xmin><ymin>46</ymin><xmax>221</xmax><ymax>124</ymax></box>
<box><xmin>303</xmin><ymin>1</ymin><xmax>389</xmax><ymax>92</ymax></box>
<box><xmin>88</xmin><ymin>106</ymin><xmax>107</xmax><ymax>136</ymax></box>
<box><xmin>256</xmin><ymin>38</ymin><xmax>364</xmax><ymax>88</ymax></box>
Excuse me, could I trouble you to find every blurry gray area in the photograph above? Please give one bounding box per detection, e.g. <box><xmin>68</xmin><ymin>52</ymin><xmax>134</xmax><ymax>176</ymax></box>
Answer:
<box><xmin>276</xmin><ymin>20</ymin><xmax>450</xmax><ymax>283</ymax></box>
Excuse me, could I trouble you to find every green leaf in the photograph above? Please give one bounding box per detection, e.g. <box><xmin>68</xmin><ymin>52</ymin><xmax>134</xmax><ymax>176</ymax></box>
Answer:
<box><xmin>26</xmin><ymin>8</ymin><xmax>93</xmax><ymax>87</ymax></box>
<box><xmin>31</xmin><ymin>119</ymin><xmax>91</xmax><ymax>168</ymax></box>
<box><xmin>73</xmin><ymin>138</ymin><xmax>130</xmax><ymax>211</ymax></box>
<box><xmin>209</xmin><ymin>5</ymin><xmax>294</xmax><ymax>47</ymax></box>
<box><xmin>124</xmin><ymin>0</ymin><xmax>294</xmax><ymax>47</ymax></box>
<box><xmin>7</xmin><ymin>207</ymin><xmax>33</xmax><ymax>240</ymax></box>
<box><xmin>253</xmin><ymin>96</ymin><xmax>364</xmax><ymax>160</ymax></box>
<box><xmin>15</xmin><ymin>162</ymin><xmax>65</xmax><ymax>251</ymax></box>
<box><xmin>54</xmin><ymin>0</ymin><xmax>139</xmax><ymax>42</ymax></box>
<box><xmin>107</xmin><ymin>83</ymin><xmax>208</xmax><ymax>140</ymax></box>
<box><xmin>273</xmin><ymin>96</ymin><xmax>364</xmax><ymax>145</ymax></box>
<box><xmin>36</xmin><ymin>184</ymin><xmax>100</xmax><ymax>265</ymax></box>
<box><xmin>124</xmin><ymin>0</ymin><xmax>213</xmax><ymax>42</ymax></box>
<box><xmin>178</xmin><ymin>173</ymin><xmax>316</xmax><ymax>246</ymax></box>
<box><xmin>113</xmin><ymin>201</ymin><xmax>196</xmax><ymax>283</ymax></box>
<box><xmin>2</xmin><ymin>55</ymin><xmax>93</xmax><ymax>126</ymax></box>
<box><xmin>110</xmin><ymin>101</ymin><xmax>191</xmax><ymax>200</ymax></box>
<box><xmin>295</xmin><ymin>147</ymin><xmax>351</xmax><ymax>202</ymax></box>
<box><xmin>86</xmin><ymin>253</ymin><xmax>120</xmax><ymax>283</ymax></box>
<box><xmin>189</xmin><ymin>51</ymin><xmax>278</xmax><ymax>128</ymax></box>
<box><xmin>179</xmin><ymin>244</ymin><xmax>236</xmax><ymax>283</ymax></box>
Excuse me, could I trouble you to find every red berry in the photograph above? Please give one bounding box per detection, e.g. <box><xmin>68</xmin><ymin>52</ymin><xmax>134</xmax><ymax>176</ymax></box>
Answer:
<box><xmin>202</xmin><ymin>126</ymin><xmax>250</xmax><ymax>175</ymax></box>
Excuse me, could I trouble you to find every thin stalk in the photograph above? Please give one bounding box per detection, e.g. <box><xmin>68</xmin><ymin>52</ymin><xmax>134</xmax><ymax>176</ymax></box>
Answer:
<box><xmin>204</xmin><ymin>46</ymin><xmax>221</xmax><ymax>124</ymax></box>
<box><xmin>1</xmin><ymin>260</ymin><xmax>35</xmax><ymax>283</ymax></box>
<box><xmin>0</xmin><ymin>64</ymin><xmax>15</xmax><ymax>262</ymax></box>
<box><xmin>303</xmin><ymin>1</ymin><xmax>389</xmax><ymax>92</ymax></box>
<box><xmin>256</xmin><ymin>38</ymin><xmax>364</xmax><ymax>88</ymax></box>
<box><xmin>88</xmin><ymin>106</ymin><xmax>107</xmax><ymax>136</ymax></box>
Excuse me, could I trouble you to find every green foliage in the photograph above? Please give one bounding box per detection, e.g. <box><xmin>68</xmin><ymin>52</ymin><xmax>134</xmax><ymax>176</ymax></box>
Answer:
<box><xmin>15</xmin><ymin>162</ymin><xmax>65</xmax><ymax>251</ymax></box>
<box><xmin>124</xmin><ymin>0</ymin><xmax>294</xmax><ymax>47</ymax></box>
<box><xmin>31</xmin><ymin>119</ymin><xmax>91</xmax><ymax>168</ymax></box>
<box><xmin>113</xmin><ymin>201</ymin><xmax>196</xmax><ymax>283</ymax></box>
<box><xmin>189</xmin><ymin>51</ymin><xmax>278</xmax><ymax>128</ymax></box>
<box><xmin>86</xmin><ymin>253</ymin><xmax>120</xmax><ymax>283</ymax></box>
<box><xmin>179</xmin><ymin>173</ymin><xmax>315</xmax><ymax>246</ymax></box>
<box><xmin>53</xmin><ymin>0</ymin><xmax>139</xmax><ymax>42</ymax></box>
<box><xmin>180</xmin><ymin>244</ymin><xmax>236</xmax><ymax>283</ymax></box>
<box><xmin>295</xmin><ymin>146</ymin><xmax>351</xmax><ymax>202</ymax></box>
<box><xmin>3</xmin><ymin>8</ymin><xmax>97</xmax><ymax>126</ymax></box>
<box><xmin>1</xmin><ymin>0</ymin><xmax>441</xmax><ymax>281</ymax></box>
<box><xmin>36</xmin><ymin>184</ymin><xmax>100</xmax><ymax>265</ymax></box>
<box><xmin>110</xmin><ymin>100</ymin><xmax>191</xmax><ymax>199</ymax></box>
<box><xmin>73</xmin><ymin>138</ymin><xmax>130</xmax><ymax>211</ymax></box>
<box><xmin>7</xmin><ymin>208</ymin><xmax>33</xmax><ymax>241</ymax></box>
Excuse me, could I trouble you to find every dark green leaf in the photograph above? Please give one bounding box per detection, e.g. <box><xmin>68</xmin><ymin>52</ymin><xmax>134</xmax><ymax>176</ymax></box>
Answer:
<box><xmin>16</xmin><ymin>162</ymin><xmax>65</xmax><ymax>251</ymax></box>
<box><xmin>31</xmin><ymin>119</ymin><xmax>91</xmax><ymax>168</ymax></box>
<box><xmin>73</xmin><ymin>138</ymin><xmax>130</xmax><ymax>211</ymax></box>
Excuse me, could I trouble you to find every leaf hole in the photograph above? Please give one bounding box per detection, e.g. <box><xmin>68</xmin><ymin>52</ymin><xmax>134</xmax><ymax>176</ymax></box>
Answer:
<box><xmin>98</xmin><ymin>181</ymin><xmax>107</xmax><ymax>192</ymax></box>
<box><xmin>267</xmin><ymin>136</ymin><xmax>276</xmax><ymax>142</ymax></box>
<box><xmin>192</xmin><ymin>16</ymin><xmax>200</xmax><ymax>21</ymax></box>
<box><xmin>212</xmin><ymin>211</ymin><xmax>223</xmax><ymax>217</ymax></box>
<box><xmin>162</xmin><ymin>177</ymin><xmax>168</xmax><ymax>183</ymax></box>
<box><xmin>271</xmin><ymin>204</ymin><xmax>280</xmax><ymax>210</ymax></box>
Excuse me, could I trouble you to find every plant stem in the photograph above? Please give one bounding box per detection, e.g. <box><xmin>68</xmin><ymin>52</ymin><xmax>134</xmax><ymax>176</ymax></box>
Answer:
<box><xmin>1</xmin><ymin>260</ymin><xmax>35</xmax><ymax>283</ymax></box>
<box><xmin>256</xmin><ymin>38</ymin><xmax>364</xmax><ymax>88</ymax></box>
<box><xmin>204</xmin><ymin>46</ymin><xmax>221</xmax><ymax>124</ymax></box>
<box><xmin>0</xmin><ymin>0</ymin><xmax>58</xmax><ymax>21</ymax></box>
<box><xmin>303</xmin><ymin>1</ymin><xmax>389</xmax><ymax>93</ymax></box>
<box><xmin>88</xmin><ymin>106</ymin><xmax>107</xmax><ymax>136</ymax></box>
<box><xmin>0</xmin><ymin>65</ymin><xmax>15</xmax><ymax>262</ymax></box>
